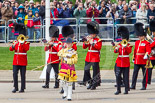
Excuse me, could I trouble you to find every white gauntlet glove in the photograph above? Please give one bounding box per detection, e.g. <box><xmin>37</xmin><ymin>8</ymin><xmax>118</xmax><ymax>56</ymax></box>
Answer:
<box><xmin>64</xmin><ymin>57</ymin><xmax>68</xmax><ymax>61</ymax></box>
<box><xmin>66</xmin><ymin>54</ymin><xmax>72</xmax><ymax>58</ymax></box>
<box><xmin>143</xmin><ymin>55</ymin><xmax>148</xmax><ymax>59</ymax></box>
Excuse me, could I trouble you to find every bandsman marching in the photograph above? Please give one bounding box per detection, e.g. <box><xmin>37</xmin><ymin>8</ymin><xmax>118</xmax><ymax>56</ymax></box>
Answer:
<box><xmin>10</xmin><ymin>30</ymin><xmax>30</xmax><ymax>93</ymax></box>
<box><xmin>82</xmin><ymin>21</ymin><xmax>102</xmax><ymax>90</ymax></box>
<box><xmin>114</xmin><ymin>26</ymin><xmax>132</xmax><ymax>95</ymax></box>
<box><xmin>147</xmin><ymin>20</ymin><xmax>155</xmax><ymax>84</ymax></box>
<box><xmin>130</xmin><ymin>23</ymin><xmax>151</xmax><ymax>90</ymax></box>
<box><xmin>42</xmin><ymin>25</ymin><xmax>62</xmax><ymax>89</ymax></box>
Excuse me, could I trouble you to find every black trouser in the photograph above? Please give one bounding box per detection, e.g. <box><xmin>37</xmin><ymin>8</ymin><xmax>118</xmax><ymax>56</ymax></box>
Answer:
<box><xmin>114</xmin><ymin>63</ymin><xmax>124</xmax><ymax>85</ymax></box>
<box><xmin>148</xmin><ymin>60</ymin><xmax>155</xmax><ymax>83</ymax></box>
<box><xmin>13</xmin><ymin>65</ymin><xmax>26</xmax><ymax>90</ymax></box>
<box><xmin>83</xmin><ymin>61</ymin><xmax>101</xmax><ymax>87</ymax></box>
<box><xmin>115</xmin><ymin>66</ymin><xmax>129</xmax><ymax>92</ymax></box>
<box><xmin>46</xmin><ymin>63</ymin><xmax>59</xmax><ymax>87</ymax></box>
<box><xmin>131</xmin><ymin>64</ymin><xmax>148</xmax><ymax>88</ymax></box>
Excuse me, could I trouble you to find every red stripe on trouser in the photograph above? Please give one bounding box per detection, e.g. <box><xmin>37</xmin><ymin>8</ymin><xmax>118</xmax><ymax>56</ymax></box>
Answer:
<box><xmin>145</xmin><ymin>69</ymin><xmax>148</xmax><ymax>88</ymax></box>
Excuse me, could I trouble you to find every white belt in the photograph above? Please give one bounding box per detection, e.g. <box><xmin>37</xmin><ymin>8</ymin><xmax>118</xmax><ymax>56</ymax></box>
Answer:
<box><xmin>118</xmin><ymin>55</ymin><xmax>129</xmax><ymax>57</ymax></box>
<box><xmin>49</xmin><ymin>52</ymin><xmax>58</xmax><ymax>54</ymax></box>
<box><xmin>15</xmin><ymin>53</ymin><xmax>27</xmax><ymax>55</ymax></box>
<box><xmin>88</xmin><ymin>50</ymin><xmax>99</xmax><ymax>52</ymax></box>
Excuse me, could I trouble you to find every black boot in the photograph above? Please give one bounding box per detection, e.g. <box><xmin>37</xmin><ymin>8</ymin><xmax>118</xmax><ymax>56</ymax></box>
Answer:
<box><xmin>12</xmin><ymin>88</ymin><xmax>18</xmax><ymax>93</ymax></box>
<box><xmin>67</xmin><ymin>99</ymin><xmax>72</xmax><ymax>101</ymax></box>
<box><xmin>87</xmin><ymin>84</ymin><xmax>92</xmax><ymax>89</ymax></box>
<box><xmin>140</xmin><ymin>87</ymin><xmax>146</xmax><ymax>90</ymax></box>
<box><xmin>114</xmin><ymin>91</ymin><xmax>121</xmax><ymax>95</ymax></box>
<box><xmin>60</xmin><ymin>88</ymin><xmax>64</xmax><ymax>94</ymax></box>
<box><xmin>90</xmin><ymin>85</ymin><xmax>96</xmax><ymax>90</ymax></box>
<box><xmin>54</xmin><ymin>80</ymin><xmax>59</xmax><ymax>89</ymax></box>
<box><xmin>124</xmin><ymin>91</ymin><xmax>128</xmax><ymax>94</ymax></box>
<box><xmin>62</xmin><ymin>96</ymin><xmax>66</xmax><ymax>99</ymax></box>
<box><xmin>130</xmin><ymin>86</ymin><xmax>135</xmax><ymax>90</ymax></box>
<box><xmin>78</xmin><ymin>81</ymin><xmax>86</xmax><ymax>86</ymax></box>
<box><xmin>19</xmin><ymin>89</ymin><xmax>25</xmax><ymax>93</ymax></box>
<box><xmin>72</xmin><ymin>82</ymin><xmax>75</xmax><ymax>90</ymax></box>
<box><xmin>42</xmin><ymin>84</ymin><xmax>49</xmax><ymax>88</ymax></box>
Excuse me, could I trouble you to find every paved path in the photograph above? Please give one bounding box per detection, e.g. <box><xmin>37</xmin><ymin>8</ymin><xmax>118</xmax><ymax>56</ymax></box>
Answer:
<box><xmin>1</xmin><ymin>82</ymin><xmax>155</xmax><ymax>103</ymax></box>
<box><xmin>1</xmin><ymin>70</ymin><xmax>155</xmax><ymax>103</ymax></box>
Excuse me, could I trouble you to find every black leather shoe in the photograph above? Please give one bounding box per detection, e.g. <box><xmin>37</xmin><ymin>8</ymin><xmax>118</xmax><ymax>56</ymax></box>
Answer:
<box><xmin>140</xmin><ymin>87</ymin><xmax>146</xmax><ymax>90</ymax></box>
<box><xmin>19</xmin><ymin>89</ymin><xmax>24</xmax><ymax>93</ymax></box>
<box><xmin>124</xmin><ymin>91</ymin><xmax>128</xmax><ymax>94</ymax></box>
<box><xmin>148</xmin><ymin>82</ymin><xmax>151</xmax><ymax>85</ymax></box>
<box><xmin>12</xmin><ymin>88</ymin><xmax>18</xmax><ymax>93</ymax></box>
<box><xmin>114</xmin><ymin>85</ymin><xmax>117</xmax><ymax>87</ymax></box>
<box><xmin>62</xmin><ymin>96</ymin><xmax>66</xmax><ymax>99</ymax></box>
<box><xmin>90</xmin><ymin>86</ymin><xmax>96</xmax><ymax>90</ymax></box>
<box><xmin>60</xmin><ymin>88</ymin><xmax>64</xmax><ymax>94</ymax></box>
<box><xmin>68</xmin><ymin>99</ymin><xmax>72</xmax><ymax>101</ymax></box>
<box><xmin>114</xmin><ymin>91</ymin><xmax>121</xmax><ymax>95</ymax></box>
<box><xmin>72</xmin><ymin>86</ymin><xmax>75</xmax><ymax>90</ymax></box>
<box><xmin>87</xmin><ymin>84</ymin><xmax>92</xmax><ymax>89</ymax></box>
<box><xmin>42</xmin><ymin>85</ymin><xmax>49</xmax><ymax>88</ymax></box>
<box><xmin>53</xmin><ymin>85</ymin><xmax>59</xmax><ymax>89</ymax></box>
<box><xmin>130</xmin><ymin>86</ymin><xmax>135</xmax><ymax>90</ymax></box>
<box><xmin>78</xmin><ymin>82</ymin><xmax>86</xmax><ymax>86</ymax></box>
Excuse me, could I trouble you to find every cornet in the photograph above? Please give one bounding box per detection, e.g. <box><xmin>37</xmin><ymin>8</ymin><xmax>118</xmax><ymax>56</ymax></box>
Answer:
<box><xmin>17</xmin><ymin>34</ymin><xmax>29</xmax><ymax>44</ymax></box>
<box><xmin>82</xmin><ymin>35</ymin><xmax>92</xmax><ymax>44</ymax></box>
<box><xmin>121</xmin><ymin>39</ymin><xmax>128</xmax><ymax>47</ymax></box>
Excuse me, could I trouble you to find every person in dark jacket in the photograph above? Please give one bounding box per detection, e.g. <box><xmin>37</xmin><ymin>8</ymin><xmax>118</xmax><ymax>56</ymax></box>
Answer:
<box><xmin>119</xmin><ymin>5</ymin><xmax>132</xmax><ymax>24</ymax></box>
<box><xmin>59</xmin><ymin>3</ymin><xmax>72</xmax><ymax>18</ymax></box>
<box><xmin>147</xmin><ymin>4</ymin><xmax>155</xmax><ymax>21</ymax></box>
<box><xmin>39</xmin><ymin>0</ymin><xmax>45</xmax><ymax>24</ymax></box>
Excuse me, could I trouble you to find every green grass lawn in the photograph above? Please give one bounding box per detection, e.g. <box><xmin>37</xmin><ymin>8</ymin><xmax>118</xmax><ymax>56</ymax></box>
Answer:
<box><xmin>0</xmin><ymin>45</ymin><xmax>134</xmax><ymax>70</ymax></box>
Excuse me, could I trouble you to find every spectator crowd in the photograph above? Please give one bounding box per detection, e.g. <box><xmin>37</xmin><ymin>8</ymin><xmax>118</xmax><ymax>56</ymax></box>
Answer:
<box><xmin>0</xmin><ymin>0</ymin><xmax>155</xmax><ymax>40</ymax></box>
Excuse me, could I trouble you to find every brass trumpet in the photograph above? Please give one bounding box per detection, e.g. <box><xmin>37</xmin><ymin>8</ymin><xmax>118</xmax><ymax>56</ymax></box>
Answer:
<box><xmin>121</xmin><ymin>39</ymin><xmax>128</xmax><ymax>47</ymax></box>
<box><xmin>17</xmin><ymin>34</ymin><xmax>29</xmax><ymax>44</ymax></box>
<box><xmin>9</xmin><ymin>34</ymin><xmax>29</xmax><ymax>44</ymax></box>
<box><xmin>82</xmin><ymin>35</ymin><xmax>92</xmax><ymax>44</ymax></box>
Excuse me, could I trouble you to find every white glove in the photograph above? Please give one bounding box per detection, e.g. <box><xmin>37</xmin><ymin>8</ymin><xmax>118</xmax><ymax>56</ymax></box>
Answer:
<box><xmin>64</xmin><ymin>57</ymin><xmax>67</xmax><ymax>61</ymax></box>
<box><xmin>66</xmin><ymin>54</ymin><xmax>72</xmax><ymax>58</ymax></box>
<box><xmin>115</xmin><ymin>47</ymin><xmax>119</xmax><ymax>50</ymax></box>
<box><xmin>143</xmin><ymin>55</ymin><xmax>148</xmax><ymax>59</ymax></box>
<box><xmin>53</xmin><ymin>43</ymin><xmax>58</xmax><ymax>47</ymax></box>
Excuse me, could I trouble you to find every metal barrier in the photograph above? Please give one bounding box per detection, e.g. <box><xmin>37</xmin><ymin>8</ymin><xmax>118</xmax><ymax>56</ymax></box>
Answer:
<box><xmin>79</xmin><ymin>17</ymin><xmax>114</xmax><ymax>41</ymax></box>
<box><xmin>7</xmin><ymin>19</ymin><xmax>43</xmax><ymax>42</ymax></box>
<box><xmin>1</xmin><ymin>17</ymin><xmax>151</xmax><ymax>42</ymax></box>
<box><xmin>115</xmin><ymin>23</ymin><xmax>149</xmax><ymax>40</ymax></box>
<box><xmin>0</xmin><ymin>19</ymin><xmax>6</xmax><ymax>43</ymax></box>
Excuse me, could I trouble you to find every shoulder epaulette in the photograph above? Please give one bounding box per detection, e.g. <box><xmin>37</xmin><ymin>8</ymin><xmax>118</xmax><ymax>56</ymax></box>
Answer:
<box><xmin>58</xmin><ymin>41</ymin><xmax>63</xmax><ymax>44</ymax></box>
<box><xmin>72</xmin><ymin>42</ymin><xmax>77</xmax><ymax>44</ymax></box>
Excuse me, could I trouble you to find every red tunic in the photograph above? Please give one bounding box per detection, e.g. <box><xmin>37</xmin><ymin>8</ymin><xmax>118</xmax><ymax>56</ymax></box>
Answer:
<box><xmin>134</xmin><ymin>40</ymin><xmax>151</xmax><ymax>65</ymax></box>
<box><xmin>83</xmin><ymin>37</ymin><xmax>102</xmax><ymax>62</ymax></box>
<box><xmin>9</xmin><ymin>41</ymin><xmax>30</xmax><ymax>66</ymax></box>
<box><xmin>45</xmin><ymin>40</ymin><xmax>62</xmax><ymax>64</ymax></box>
<box><xmin>150</xmin><ymin>38</ymin><xmax>155</xmax><ymax>60</ymax></box>
<box><xmin>114</xmin><ymin>43</ymin><xmax>132</xmax><ymax>67</ymax></box>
